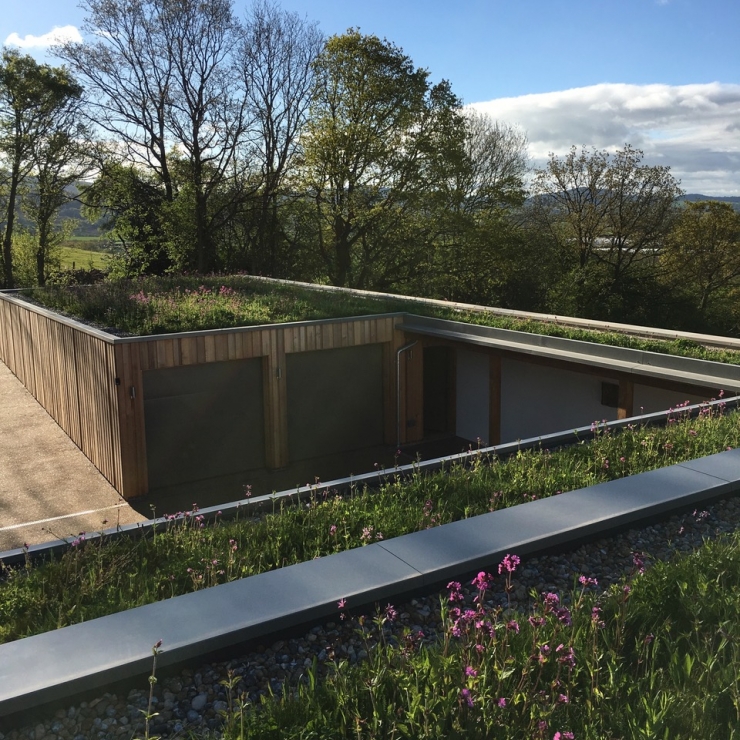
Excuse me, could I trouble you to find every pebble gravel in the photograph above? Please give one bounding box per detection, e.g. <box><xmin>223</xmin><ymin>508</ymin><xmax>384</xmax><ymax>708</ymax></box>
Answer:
<box><xmin>5</xmin><ymin>494</ymin><xmax>740</xmax><ymax>740</ymax></box>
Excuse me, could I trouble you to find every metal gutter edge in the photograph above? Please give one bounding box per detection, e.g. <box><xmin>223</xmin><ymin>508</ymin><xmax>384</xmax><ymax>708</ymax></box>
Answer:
<box><xmin>2</xmin><ymin>396</ymin><xmax>737</xmax><ymax>568</ymax></box>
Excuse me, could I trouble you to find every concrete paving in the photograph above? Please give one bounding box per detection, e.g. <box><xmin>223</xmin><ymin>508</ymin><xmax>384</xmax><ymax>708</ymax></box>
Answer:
<box><xmin>0</xmin><ymin>361</ymin><xmax>145</xmax><ymax>551</ymax></box>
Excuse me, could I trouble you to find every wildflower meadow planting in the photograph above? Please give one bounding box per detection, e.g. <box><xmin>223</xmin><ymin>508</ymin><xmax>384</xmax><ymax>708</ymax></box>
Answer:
<box><xmin>0</xmin><ymin>402</ymin><xmax>738</xmax><ymax>649</ymax></box>
<box><xmin>214</xmin><ymin>534</ymin><xmax>740</xmax><ymax>739</ymax></box>
<box><xmin>19</xmin><ymin>276</ymin><xmax>740</xmax><ymax>365</ymax></box>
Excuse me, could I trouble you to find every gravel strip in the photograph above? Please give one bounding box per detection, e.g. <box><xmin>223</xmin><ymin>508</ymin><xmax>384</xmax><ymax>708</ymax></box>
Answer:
<box><xmin>5</xmin><ymin>494</ymin><xmax>740</xmax><ymax>740</ymax></box>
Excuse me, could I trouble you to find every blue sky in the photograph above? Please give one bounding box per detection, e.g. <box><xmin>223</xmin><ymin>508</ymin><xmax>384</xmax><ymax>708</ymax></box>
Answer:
<box><xmin>3</xmin><ymin>0</ymin><xmax>739</xmax><ymax>193</ymax></box>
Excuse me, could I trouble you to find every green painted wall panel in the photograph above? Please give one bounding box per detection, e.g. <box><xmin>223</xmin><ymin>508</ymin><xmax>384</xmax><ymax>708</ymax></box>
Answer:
<box><xmin>286</xmin><ymin>345</ymin><xmax>384</xmax><ymax>461</ymax></box>
<box><xmin>143</xmin><ymin>359</ymin><xmax>264</xmax><ymax>489</ymax></box>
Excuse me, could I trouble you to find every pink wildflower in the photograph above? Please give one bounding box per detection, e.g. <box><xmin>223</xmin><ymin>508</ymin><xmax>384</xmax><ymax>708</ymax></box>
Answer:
<box><xmin>498</xmin><ymin>553</ymin><xmax>521</xmax><ymax>574</ymax></box>
<box><xmin>460</xmin><ymin>688</ymin><xmax>474</xmax><ymax>707</ymax></box>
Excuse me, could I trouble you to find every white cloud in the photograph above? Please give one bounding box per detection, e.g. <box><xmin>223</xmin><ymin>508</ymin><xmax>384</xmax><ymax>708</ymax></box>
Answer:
<box><xmin>469</xmin><ymin>83</ymin><xmax>740</xmax><ymax>195</ymax></box>
<box><xmin>5</xmin><ymin>25</ymin><xmax>82</xmax><ymax>49</ymax></box>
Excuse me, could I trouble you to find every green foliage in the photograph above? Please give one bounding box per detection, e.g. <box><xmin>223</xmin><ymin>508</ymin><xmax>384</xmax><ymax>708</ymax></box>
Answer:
<box><xmin>218</xmin><ymin>529</ymin><xmax>740</xmax><ymax>739</ymax></box>
<box><xmin>81</xmin><ymin>162</ymin><xmax>173</xmax><ymax>277</ymax></box>
<box><xmin>11</xmin><ymin>227</ymin><xmax>64</xmax><ymax>286</ymax></box>
<box><xmin>21</xmin><ymin>276</ymin><xmax>740</xmax><ymax>368</ymax></box>
<box><xmin>301</xmin><ymin>29</ymin><xmax>467</xmax><ymax>289</ymax></box>
<box><xmin>0</xmin><ymin>48</ymin><xmax>84</xmax><ymax>287</ymax></box>
<box><xmin>662</xmin><ymin>200</ymin><xmax>740</xmax><ymax>330</ymax></box>
<box><xmin>530</xmin><ymin>145</ymin><xmax>683</xmax><ymax>322</ymax></box>
<box><xmin>1</xmin><ymin>404</ymin><xmax>738</xmax><ymax>647</ymax></box>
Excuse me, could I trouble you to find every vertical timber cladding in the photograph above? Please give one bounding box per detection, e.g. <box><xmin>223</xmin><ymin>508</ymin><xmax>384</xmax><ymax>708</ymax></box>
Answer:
<box><xmin>0</xmin><ymin>293</ymin><xmax>123</xmax><ymax>491</ymax></box>
<box><xmin>142</xmin><ymin>359</ymin><xmax>265</xmax><ymax>490</ymax></box>
<box><xmin>286</xmin><ymin>344</ymin><xmax>385</xmax><ymax>461</ymax></box>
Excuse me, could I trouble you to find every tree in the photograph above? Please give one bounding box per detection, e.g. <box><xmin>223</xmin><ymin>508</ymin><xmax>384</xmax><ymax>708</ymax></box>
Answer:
<box><xmin>0</xmin><ymin>49</ymin><xmax>83</xmax><ymax>287</ymax></box>
<box><xmin>22</xmin><ymin>92</ymin><xmax>91</xmax><ymax>285</ymax></box>
<box><xmin>58</xmin><ymin>0</ymin><xmax>250</xmax><ymax>273</ymax></box>
<box><xmin>239</xmin><ymin>0</ymin><xmax>323</xmax><ymax>275</ymax></box>
<box><xmin>460</xmin><ymin>111</ymin><xmax>528</xmax><ymax>212</ymax></box>
<box><xmin>161</xmin><ymin>0</ymin><xmax>250</xmax><ymax>272</ymax></box>
<box><xmin>430</xmin><ymin>111</ymin><xmax>531</xmax><ymax>304</ymax></box>
<box><xmin>300</xmin><ymin>30</ymin><xmax>467</xmax><ymax>289</ymax></box>
<box><xmin>80</xmin><ymin>161</ymin><xmax>172</xmax><ymax>276</ymax></box>
<box><xmin>56</xmin><ymin>0</ymin><xmax>176</xmax><ymax>201</ymax></box>
<box><xmin>530</xmin><ymin>146</ymin><xmax>610</xmax><ymax>272</ymax></box>
<box><xmin>663</xmin><ymin>200</ymin><xmax>740</xmax><ymax>314</ymax></box>
<box><xmin>530</xmin><ymin>145</ymin><xmax>682</xmax><ymax>318</ymax></box>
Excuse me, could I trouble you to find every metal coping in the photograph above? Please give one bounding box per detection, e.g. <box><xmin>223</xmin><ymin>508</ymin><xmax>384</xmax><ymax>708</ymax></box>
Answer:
<box><xmin>2</xmin><ymin>396</ymin><xmax>736</xmax><ymax>567</ymax></box>
<box><xmin>244</xmin><ymin>275</ymin><xmax>740</xmax><ymax>350</ymax></box>
<box><xmin>398</xmin><ymin>316</ymin><xmax>740</xmax><ymax>388</ymax></box>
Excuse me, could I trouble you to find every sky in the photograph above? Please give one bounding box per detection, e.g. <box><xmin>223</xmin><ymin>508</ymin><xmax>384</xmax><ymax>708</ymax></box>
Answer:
<box><xmin>2</xmin><ymin>0</ymin><xmax>739</xmax><ymax>194</ymax></box>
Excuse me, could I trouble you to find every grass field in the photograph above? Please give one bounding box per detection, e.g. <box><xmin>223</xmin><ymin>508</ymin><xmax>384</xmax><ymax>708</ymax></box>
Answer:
<box><xmin>64</xmin><ymin>235</ymin><xmax>108</xmax><ymax>249</ymax></box>
<box><xmin>59</xmin><ymin>245</ymin><xmax>111</xmax><ymax>270</ymax></box>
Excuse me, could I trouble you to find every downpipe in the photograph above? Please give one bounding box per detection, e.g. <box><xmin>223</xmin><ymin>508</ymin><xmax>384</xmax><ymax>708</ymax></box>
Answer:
<box><xmin>396</xmin><ymin>340</ymin><xmax>418</xmax><ymax>450</ymax></box>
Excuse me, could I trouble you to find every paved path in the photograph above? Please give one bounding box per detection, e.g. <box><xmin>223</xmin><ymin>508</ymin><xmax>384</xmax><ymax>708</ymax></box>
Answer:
<box><xmin>0</xmin><ymin>360</ymin><xmax>145</xmax><ymax>551</ymax></box>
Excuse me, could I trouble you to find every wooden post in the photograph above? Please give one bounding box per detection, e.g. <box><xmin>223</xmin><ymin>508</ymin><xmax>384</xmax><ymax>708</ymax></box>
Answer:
<box><xmin>489</xmin><ymin>353</ymin><xmax>502</xmax><ymax>445</ymax></box>
<box><xmin>263</xmin><ymin>329</ymin><xmax>289</xmax><ymax>469</ymax></box>
<box><xmin>115</xmin><ymin>342</ymin><xmax>149</xmax><ymax>498</ymax></box>
<box><xmin>618</xmin><ymin>378</ymin><xmax>634</xmax><ymax>420</ymax></box>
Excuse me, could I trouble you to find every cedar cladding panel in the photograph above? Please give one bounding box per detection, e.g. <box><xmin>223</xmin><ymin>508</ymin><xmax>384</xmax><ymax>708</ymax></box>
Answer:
<box><xmin>0</xmin><ymin>294</ymin><xmax>123</xmax><ymax>492</ymax></box>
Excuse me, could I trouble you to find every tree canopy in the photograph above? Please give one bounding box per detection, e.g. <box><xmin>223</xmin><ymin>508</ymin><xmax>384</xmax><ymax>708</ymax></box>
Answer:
<box><xmin>300</xmin><ymin>30</ymin><xmax>467</xmax><ymax>288</ymax></box>
<box><xmin>530</xmin><ymin>145</ymin><xmax>683</xmax><ymax>319</ymax></box>
<box><xmin>0</xmin><ymin>49</ymin><xmax>84</xmax><ymax>287</ymax></box>
<box><xmin>1</xmin><ymin>3</ymin><xmax>737</xmax><ymax>337</ymax></box>
<box><xmin>663</xmin><ymin>200</ymin><xmax>740</xmax><ymax>317</ymax></box>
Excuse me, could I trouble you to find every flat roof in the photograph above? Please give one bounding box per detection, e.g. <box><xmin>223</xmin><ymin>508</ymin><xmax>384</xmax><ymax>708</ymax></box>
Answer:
<box><xmin>2</xmin><ymin>447</ymin><xmax>739</xmax><ymax>719</ymax></box>
<box><xmin>398</xmin><ymin>315</ymin><xmax>740</xmax><ymax>392</ymax></box>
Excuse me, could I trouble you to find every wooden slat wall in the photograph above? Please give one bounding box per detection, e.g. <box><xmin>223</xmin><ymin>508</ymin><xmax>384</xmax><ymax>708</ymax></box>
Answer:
<box><xmin>0</xmin><ymin>294</ymin><xmax>123</xmax><ymax>492</ymax></box>
<box><xmin>116</xmin><ymin>315</ymin><xmax>398</xmax><ymax>493</ymax></box>
<box><xmin>1</xmin><ymin>303</ymin><xmax>398</xmax><ymax>499</ymax></box>
<box><xmin>125</xmin><ymin>317</ymin><xmax>395</xmax><ymax>374</ymax></box>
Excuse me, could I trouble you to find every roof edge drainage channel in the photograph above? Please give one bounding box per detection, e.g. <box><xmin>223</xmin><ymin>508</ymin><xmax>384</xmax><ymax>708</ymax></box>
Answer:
<box><xmin>1</xmin><ymin>448</ymin><xmax>740</xmax><ymax>717</ymax></box>
<box><xmin>2</xmin><ymin>397</ymin><xmax>737</xmax><ymax>567</ymax></box>
<box><xmin>397</xmin><ymin>316</ymin><xmax>740</xmax><ymax>388</ymax></box>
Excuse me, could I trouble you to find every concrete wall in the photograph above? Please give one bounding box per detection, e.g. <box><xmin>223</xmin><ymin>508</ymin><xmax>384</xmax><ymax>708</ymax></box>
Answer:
<box><xmin>456</xmin><ymin>349</ymin><xmax>490</xmax><ymax>443</ymax></box>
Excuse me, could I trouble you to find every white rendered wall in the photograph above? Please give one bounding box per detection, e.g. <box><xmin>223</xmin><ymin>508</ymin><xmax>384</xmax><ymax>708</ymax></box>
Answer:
<box><xmin>633</xmin><ymin>384</ymin><xmax>709</xmax><ymax>415</ymax></box>
<box><xmin>498</xmin><ymin>357</ymin><xmax>717</xmax><ymax>443</ymax></box>
<box><xmin>456</xmin><ymin>349</ymin><xmax>490</xmax><ymax>443</ymax></box>
<box><xmin>456</xmin><ymin>349</ymin><xmax>708</xmax><ymax>443</ymax></box>
<box><xmin>500</xmin><ymin>359</ymin><xmax>618</xmax><ymax>442</ymax></box>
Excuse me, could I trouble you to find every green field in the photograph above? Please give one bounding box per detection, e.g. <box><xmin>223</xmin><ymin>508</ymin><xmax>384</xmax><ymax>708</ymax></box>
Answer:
<box><xmin>59</xmin><ymin>245</ymin><xmax>111</xmax><ymax>270</ymax></box>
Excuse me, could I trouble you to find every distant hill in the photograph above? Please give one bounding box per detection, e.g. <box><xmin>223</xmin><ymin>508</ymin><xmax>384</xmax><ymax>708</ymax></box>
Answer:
<box><xmin>12</xmin><ymin>182</ymin><xmax>106</xmax><ymax>238</ymax></box>
<box><xmin>678</xmin><ymin>194</ymin><xmax>740</xmax><ymax>211</ymax></box>
<box><xmin>13</xmin><ymin>187</ymin><xmax>740</xmax><ymax>238</ymax></box>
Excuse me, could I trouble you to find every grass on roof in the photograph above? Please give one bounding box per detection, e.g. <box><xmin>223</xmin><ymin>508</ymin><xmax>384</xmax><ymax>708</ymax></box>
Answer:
<box><xmin>16</xmin><ymin>274</ymin><xmax>740</xmax><ymax>365</ymax></box>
